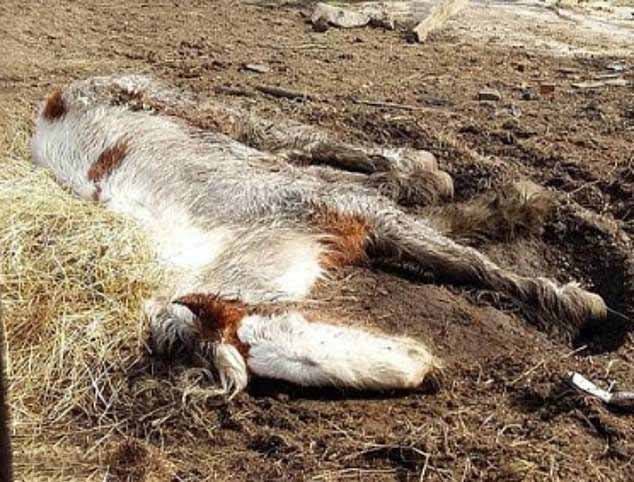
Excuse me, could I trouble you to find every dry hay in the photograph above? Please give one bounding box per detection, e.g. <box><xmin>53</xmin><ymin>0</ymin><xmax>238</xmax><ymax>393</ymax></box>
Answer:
<box><xmin>0</xmin><ymin>105</ymin><xmax>226</xmax><ymax>479</ymax></box>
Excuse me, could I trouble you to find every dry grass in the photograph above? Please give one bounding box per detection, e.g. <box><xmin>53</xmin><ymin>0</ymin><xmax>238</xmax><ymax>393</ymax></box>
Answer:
<box><xmin>0</xmin><ymin>105</ymin><xmax>201</xmax><ymax>479</ymax></box>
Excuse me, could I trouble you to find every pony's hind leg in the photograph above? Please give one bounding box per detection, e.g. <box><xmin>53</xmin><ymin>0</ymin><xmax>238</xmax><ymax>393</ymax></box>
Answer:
<box><xmin>64</xmin><ymin>74</ymin><xmax>453</xmax><ymax>207</ymax></box>
<box><xmin>370</xmin><ymin>211</ymin><xmax>607</xmax><ymax>335</ymax></box>
<box><xmin>279</xmin><ymin>143</ymin><xmax>454</xmax><ymax>206</ymax></box>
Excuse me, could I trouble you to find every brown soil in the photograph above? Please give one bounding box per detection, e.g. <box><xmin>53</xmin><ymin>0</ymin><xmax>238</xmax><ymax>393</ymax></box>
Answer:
<box><xmin>1</xmin><ymin>0</ymin><xmax>633</xmax><ymax>480</ymax></box>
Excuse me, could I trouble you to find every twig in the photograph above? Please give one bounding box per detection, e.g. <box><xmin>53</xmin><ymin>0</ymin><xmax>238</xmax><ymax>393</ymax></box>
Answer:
<box><xmin>266</xmin><ymin>43</ymin><xmax>329</xmax><ymax>50</ymax></box>
<box><xmin>510</xmin><ymin>360</ymin><xmax>546</xmax><ymax>386</ymax></box>
<box><xmin>213</xmin><ymin>86</ymin><xmax>257</xmax><ymax>98</ymax></box>
<box><xmin>352</xmin><ymin>98</ymin><xmax>422</xmax><ymax>111</ymax></box>
<box><xmin>255</xmin><ymin>85</ymin><xmax>316</xmax><ymax>101</ymax></box>
<box><xmin>607</xmin><ymin>306</ymin><xmax>631</xmax><ymax>323</ymax></box>
<box><xmin>510</xmin><ymin>345</ymin><xmax>588</xmax><ymax>386</ymax></box>
<box><xmin>419</xmin><ymin>452</ymin><xmax>431</xmax><ymax>481</ymax></box>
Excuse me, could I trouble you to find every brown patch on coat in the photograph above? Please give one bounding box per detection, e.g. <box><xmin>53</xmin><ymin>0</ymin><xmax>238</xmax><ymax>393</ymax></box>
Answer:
<box><xmin>88</xmin><ymin>141</ymin><xmax>129</xmax><ymax>199</ymax></box>
<box><xmin>42</xmin><ymin>89</ymin><xmax>67</xmax><ymax>121</ymax></box>
<box><xmin>174</xmin><ymin>294</ymin><xmax>249</xmax><ymax>357</ymax></box>
<box><xmin>312</xmin><ymin>209</ymin><xmax>370</xmax><ymax>269</ymax></box>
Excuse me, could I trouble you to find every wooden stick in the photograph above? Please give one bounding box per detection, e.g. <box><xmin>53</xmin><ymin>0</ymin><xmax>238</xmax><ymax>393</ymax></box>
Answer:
<box><xmin>255</xmin><ymin>85</ymin><xmax>316</xmax><ymax>101</ymax></box>
<box><xmin>213</xmin><ymin>86</ymin><xmax>257</xmax><ymax>98</ymax></box>
<box><xmin>352</xmin><ymin>98</ymin><xmax>423</xmax><ymax>111</ymax></box>
<box><xmin>413</xmin><ymin>0</ymin><xmax>469</xmax><ymax>42</ymax></box>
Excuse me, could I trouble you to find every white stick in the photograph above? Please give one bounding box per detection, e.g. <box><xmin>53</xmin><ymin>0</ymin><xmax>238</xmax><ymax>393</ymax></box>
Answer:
<box><xmin>568</xmin><ymin>372</ymin><xmax>634</xmax><ymax>408</ymax></box>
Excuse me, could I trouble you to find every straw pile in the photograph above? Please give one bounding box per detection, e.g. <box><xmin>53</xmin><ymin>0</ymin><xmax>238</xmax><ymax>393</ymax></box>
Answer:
<box><xmin>0</xmin><ymin>105</ymin><xmax>220</xmax><ymax>479</ymax></box>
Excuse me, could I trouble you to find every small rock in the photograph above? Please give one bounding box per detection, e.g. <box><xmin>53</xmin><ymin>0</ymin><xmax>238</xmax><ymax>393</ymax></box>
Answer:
<box><xmin>243</xmin><ymin>64</ymin><xmax>270</xmax><ymax>74</ymax></box>
<box><xmin>478</xmin><ymin>89</ymin><xmax>501</xmax><ymax>102</ymax></box>
<box><xmin>377</xmin><ymin>287</ymin><xmax>389</xmax><ymax>296</ymax></box>
<box><xmin>520</xmin><ymin>88</ymin><xmax>537</xmax><ymax>101</ymax></box>
<box><xmin>539</xmin><ymin>83</ymin><xmax>556</xmax><ymax>95</ymax></box>
<box><xmin>502</xmin><ymin>119</ymin><xmax>519</xmax><ymax>130</ymax></box>
<box><xmin>369</xmin><ymin>15</ymin><xmax>395</xmax><ymax>31</ymax></box>
<box><xmin>606</xmin><ymin>61</ymin><xmax>626</xmax><ymax>72</ymax></box>
<box><xmin>312</xmin><ymin>18</ymin><xmax>330</xmax><ymax>32</ymax></box>
<box><xmin>508</xmin><ymin>104</ymin><xmax>522</xmax><ymax>118</ymax></box>
<box><xmin>311</xmin><ymin>3</ymin><xmax>370</xmax><ymax>29</ymax></box>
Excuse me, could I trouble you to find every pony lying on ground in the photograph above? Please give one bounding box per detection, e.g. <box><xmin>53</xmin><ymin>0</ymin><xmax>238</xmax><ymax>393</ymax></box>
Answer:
<box><xmin>31</xmin><ymin>74</ymin><xmax>607</xmax><ymax>398</ymax></box>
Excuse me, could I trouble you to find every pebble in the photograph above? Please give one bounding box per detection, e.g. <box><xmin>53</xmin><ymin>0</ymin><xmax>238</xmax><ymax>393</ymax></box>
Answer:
<box><xmin>478</xmin><ymin>89</ymin><xmax>501</xmax><ymax>102</ymax></box>
<box><xmin>243</xmin><ymin>64</ymin><xmax>270</xmax><ymax>74</ymax></box>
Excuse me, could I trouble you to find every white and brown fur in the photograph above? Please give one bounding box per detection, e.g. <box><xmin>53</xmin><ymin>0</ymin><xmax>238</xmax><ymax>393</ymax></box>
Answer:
<box><xmin>31</xmin><ymin>75</ymin><xmax>607</xmax><ymax>398</ymax></box>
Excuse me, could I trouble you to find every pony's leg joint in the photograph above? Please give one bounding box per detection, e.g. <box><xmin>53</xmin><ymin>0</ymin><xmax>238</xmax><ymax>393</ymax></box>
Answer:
<box><xmin>145</xmin><ymin>298</ymin><xmax>198</xmax><ymax>356</ymax></box>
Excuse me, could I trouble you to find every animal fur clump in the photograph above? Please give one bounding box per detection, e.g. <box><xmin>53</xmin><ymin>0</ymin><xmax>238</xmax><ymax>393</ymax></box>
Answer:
<box><xmin>425</xmin><ymin>181</ymin><xmax>554</xmax><ymax>243</ymax></box>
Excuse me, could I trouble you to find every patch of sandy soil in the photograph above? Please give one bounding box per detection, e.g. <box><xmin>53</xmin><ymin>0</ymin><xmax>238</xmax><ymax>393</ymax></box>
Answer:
<box><xmin>1</xmin><ymin>0</ymin><xmax>632</xmax><ymax>480</ymax></box>
<box><xmin>460</xmin><ymin>0</ymin><xmax>634</xmax><ymax>57</ymax></box>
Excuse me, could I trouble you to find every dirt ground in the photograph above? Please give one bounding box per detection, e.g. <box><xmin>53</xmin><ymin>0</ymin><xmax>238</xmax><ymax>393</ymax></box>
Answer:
<box><xmin>1</xmin><ymin>0</ymin><xmax>633</xmax><ymax>480</ymax></box>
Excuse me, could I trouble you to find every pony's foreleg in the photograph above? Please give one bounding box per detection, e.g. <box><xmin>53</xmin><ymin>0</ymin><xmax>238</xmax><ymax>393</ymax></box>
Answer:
<box><xmin>174</xmin><ymin>294</ymin><xmax>441</xmax><ymax>393</ymax></box>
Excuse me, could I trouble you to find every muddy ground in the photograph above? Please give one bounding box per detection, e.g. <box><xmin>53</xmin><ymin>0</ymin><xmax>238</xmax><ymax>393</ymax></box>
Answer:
<box><xmin>1</xmin><ymin>0</ymin><xmax>633</xmax><ymax>480</ymax></box>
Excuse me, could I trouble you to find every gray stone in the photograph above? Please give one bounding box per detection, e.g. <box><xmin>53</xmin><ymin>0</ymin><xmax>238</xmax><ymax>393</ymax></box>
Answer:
<box><xmin>243</xmin><ymin>64</ymin><xmax>270</xmax><ymax>74</ymax></box>
<box><xmin>478</xmin><ymin>89</ymin><xmax>501</xmax><ymax>101</ymax></box>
